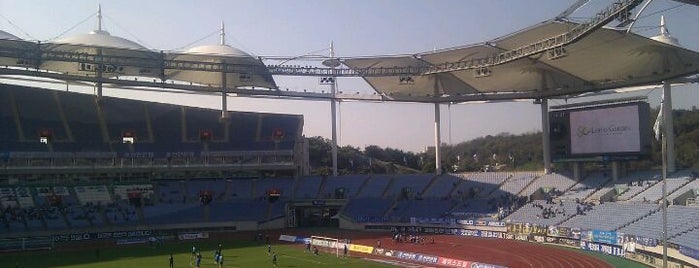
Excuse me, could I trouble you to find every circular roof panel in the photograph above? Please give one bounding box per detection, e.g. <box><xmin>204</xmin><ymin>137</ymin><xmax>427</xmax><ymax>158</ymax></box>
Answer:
<box><xmin>54</xmin><ymin>30</ymin><xmax>147</xmax><ymax>50</ymax></box>
<box><xmin>186</xmin><ymin>44</ymin><xmax>251</xmax><ymax>57</ymax></box>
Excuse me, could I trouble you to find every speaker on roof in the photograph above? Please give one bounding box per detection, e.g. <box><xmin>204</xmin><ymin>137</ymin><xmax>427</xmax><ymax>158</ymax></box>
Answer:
<box><xmin>122</xmin><ymin>130</ymin><xmax>136</xmax><ymax>144</ymax></box>
<box><xmin>200</xmin><ymin>129</ymin><xmax>213</xmax><ymax>141</ymax></box>
<box><xmin>38</xmin><ymin>129</ymin><xmax>53</xmax><ymax>144</ymax></box>
<box><xmin>272</xmin><ymin>128</ymin><xmax>284</xmax><ymax>140</ymax></box>
<box><xmin>268</xmin><ymin>188</ymin><xmax>281</xmax><ymax>203</ymax></box>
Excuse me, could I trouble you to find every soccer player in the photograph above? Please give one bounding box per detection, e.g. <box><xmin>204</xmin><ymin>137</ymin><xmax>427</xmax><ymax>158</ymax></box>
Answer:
<box><xmin>168</xmin><ymin>254</ymin><xmax>174</xmax><ymax>268</ymax></box>
<box><xmin>343</xmin><ymin>244</ymin><xmax>348</xmax><ymax>257</ymax></box>
<box><xmin>267</xmin><ymin>244</ymin><xmax>272</xmax><ymax>255</ymax></box>
<box><xmin>272</xmin><ymin>252</ymin><xmax>277</xmax><ymax>267</ymax></box>
<box><xmin>313</xmin><ymin>246</ymin><xmax>319</xmax><ymax>255</ymax></box>
<box><xmin>195</xmin><ymin>252</ymin><xmax>202</xmax><ymax>268</ymax></box>
<box><xmin>218</xmin><ymin>255</ymin><xmax>224</xmax><ymax>268</ymax></box>
<box><xmin>305</xmin><ymin>240</ymin><xmax>311</xmax><ymax>252</ymax></box>
<box><xmin>191</xmin><ymin>245</ymin><xmax>196</xmax><ymax>258</ymax></box>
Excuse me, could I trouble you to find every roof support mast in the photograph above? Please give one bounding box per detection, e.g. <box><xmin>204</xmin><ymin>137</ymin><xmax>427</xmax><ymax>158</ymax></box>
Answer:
<box><xmin>97</xmin><ymin>4</ymin><xmax>103</xmax><ymax>31</ymax></box>
<box><xmin>220</xmin><ymin>21</ymin><xmax>228</xmax><ymax>119</ymax></box>
<box><xmin>540</xmin><ymin>98</ymin><xmax>551</xmax><ymax>174</ymax></box>
<box><xmin>95</xmin><ymin>4</ymin><xmax>103</xmax><ymax>99</ymax></box>
<box><xmin>330</xmin><ymin>41</ymin><xmax>339</xmax><ymax>177</ymax></box>
<box><xmin>434</xmin><ymin>102</ymin><xmax>442</xmax><ymax>175</ymax></box>
<box><xmin>433</xmin><ymin>78</ymin><xmax>442</xmax><ymax>175</ymax></box>
<box><xmin>659</xmin><ymin>17</ymin><xmax>678</xmax><ymax>263</ymax></box>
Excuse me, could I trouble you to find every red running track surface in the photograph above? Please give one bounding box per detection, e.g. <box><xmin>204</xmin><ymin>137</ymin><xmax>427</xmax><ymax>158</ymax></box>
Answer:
<box><xmin>352</xmin><ymin>234</ymin><xmax>613</xmax><ymax>268</ymax></box>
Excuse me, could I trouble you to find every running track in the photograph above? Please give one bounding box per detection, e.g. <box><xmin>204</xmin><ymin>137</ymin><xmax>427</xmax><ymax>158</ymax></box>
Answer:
<box><xmin>351</xmin><ymin>234</ymin><xmax>612</xmax><ymax>268</ymax></box>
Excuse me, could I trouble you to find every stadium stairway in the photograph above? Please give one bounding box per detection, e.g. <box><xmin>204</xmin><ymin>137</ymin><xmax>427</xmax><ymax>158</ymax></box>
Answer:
<box><xmin>94</xmin><ymin>98</ymin><xmax>111</xmax><ymax>143</ymax></box>
<box><xmin>670</xmin><ymin>224</ymin><xmax>699</xmax><ymax>240</ymax></box>
<box><xmin>58</xmin><ymin>208</ymin><xmax>72</xmax><ymax>229</ymax></box>
<box><xmin>580</xmin><ymin>177</ymin><xmax>613</xmax><ymax>202</ymax></box>
<box><xmin>316</xmin><ymin>176</ymin><xmax>328</xmax><ymax>199</ymax></box>
<box><xmin>485</xmin><ymin>173</ymin><xmax>515</xmax><ymax>198</ymax></box>
<box><xmin>614</xmin><ymin>206</ymin><xmax>659</xmax><ymax>231</ymax></box>
<box><xmin>265</xmin><ymin>203</ymin><xmax>274</xmax><ymax>221</ymax></box>
<box><xmin>291</xmin><ymin>176</ymin><xmax>301</xmax><ymax>199</ymax></box>
<box><xmin>217</xmin><ymin>180</ymin><xmax>231</xmax><ymax>202</ymax></box>
<box><xmin>419</xmin><ymin>175</ymin><xmax>443</xmax><ymax>198</ymax></box>
<box><xmin>382</xmin><ymin>194</ymin><xmax>404</xmax><ymax>219</ymax></box>
<box><xmin>663</xmin><ymin>177</ymin><xmax>696</xmax><ymax>202</ymax></box>
<box><xmin>514</xmin><ymin>174</ymin><xmax>542</xmax><ymax>197</ymax></box>
<box><xmin>447</xmin><ymin>177</ymin><xmax>464</xmax><ymax>198</ymax></box>
<box><xmin>101</xmin><ymin>206</ymin><xmax>115</xmax><ymax>226</ymax></box>
<box><xmin>622</xmin><ymin>180</ymin><xmax>661</xmax><ymax>201</ymax></box>
<box><xmin>179</xmin><ymin>182</ymin><xmax>189</xmax><ymax>203</ymax></box>
<box><xmin>56</xmin><ymin>94</ymin><xmax>78</xmax><ymax>143</ymax></box>
<box><xmin>381</xmin><ymin>177</ymin><xmax>396</xmax><ymax>198</ymax></box>
<box><xmin>135</xmin><ymin>207</ymin><xmax>145</xmax><ymax>224</ymax></box>
<box><xmin>354</xmin><ymin>175</ymin><xmax>372</xmax><ymax>197</ymax></box>
<box><xmin>251</xmin><ymin>180</ymin><xmax>258</xmax><ymax>200</ymax></box>
<box><xmin>517</xmin><ymin>175</ymin><xmax>548</xmax><ymax>199</ymax></box>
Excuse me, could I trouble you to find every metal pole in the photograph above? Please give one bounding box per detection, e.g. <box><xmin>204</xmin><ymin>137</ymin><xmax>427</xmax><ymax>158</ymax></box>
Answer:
<box><xmin>220</xmin><ymin>22</ymin><xmax>228</xmax><ymax>119</ymax></box>
<box><xmin>434</xmin><ymin>103</ymin><xmax>441</xmax><ymax>175</ymax></box>
<box><xmin>540</xmin><ymin>99</ymin><xmax>551</xmax><ymax>173</ymax></box>
<box><xmin>661</xmin><ymin>126</ymin><xmax>668</xmax><ymax>268</ymax></box>
<box><xmin>663</xmin><ymin>81</ymin><xmax>675</xmax><ymax>173</ymax></box>
<box><xmin>660</xmin><ymin>81</ymin><xmax>674</xmax><ymax>268</ymax></box>
<box><xmin>330</xmin><ymin>41</ymin><xmax>338</xmax><ymax>177</ymax></box>
<box><xmin>221</xmin><ymin>64</ymin><xmax>227</xmax><ymax>119</ymax></box>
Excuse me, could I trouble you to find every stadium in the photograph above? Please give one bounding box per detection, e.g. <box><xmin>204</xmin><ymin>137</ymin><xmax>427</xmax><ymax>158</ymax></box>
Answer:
<box><xmin>1</xmin><ymin>0</ymin><xmax>699</xmax><ymax>268</ymax></box>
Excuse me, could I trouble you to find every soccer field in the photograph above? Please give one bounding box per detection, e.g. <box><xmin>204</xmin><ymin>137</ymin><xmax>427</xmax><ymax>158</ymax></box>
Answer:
<box><xmin>0</xmin><ymin>240</ymin><xmax>395</xmax><ymax>268</ymax></box>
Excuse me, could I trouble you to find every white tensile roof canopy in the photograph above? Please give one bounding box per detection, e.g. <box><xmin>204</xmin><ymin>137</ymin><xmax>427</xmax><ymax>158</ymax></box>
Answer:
<box><xmin>0</xmin><ymin>2</ymin><xmax>698</xmax><ymax>102</ymax></box>
<box><xmin>0</xmin><ymin>30</ymin><xmax>20</xmax><ymax>40</ymax></box>
<box><xmin>342</xmin><ymin>20</ymin><xmax>699</xmax><ymax>103</ymax></box>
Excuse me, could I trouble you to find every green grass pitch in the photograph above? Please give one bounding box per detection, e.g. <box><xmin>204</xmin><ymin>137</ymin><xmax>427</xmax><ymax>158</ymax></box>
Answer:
<box><xmin>0</xmin><ymin>240</ymin><xmax>395</xmax><ymax>268</ymax></box>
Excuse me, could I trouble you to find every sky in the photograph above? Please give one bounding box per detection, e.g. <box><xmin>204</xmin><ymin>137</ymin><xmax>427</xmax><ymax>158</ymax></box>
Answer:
<box><xmin>0</xmin><ymin>0</ymin><xmax>698</xmax><ymax>152</ymax></box>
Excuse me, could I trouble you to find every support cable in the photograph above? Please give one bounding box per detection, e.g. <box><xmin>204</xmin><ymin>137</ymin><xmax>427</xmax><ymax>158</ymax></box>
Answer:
<box><xmin>46</xmin><ymin>12</ymin><xmax>97</xmax><ymax>41</ymax></box>
<box><xmin>0</xmin><ymin>13</ymin><xmax>37</xmax><ymax>40</ymax></box>
<box><xmin>103</xmin><ymin>14</ymin><xmax>154</xmax><ymax>48</ymax></box>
